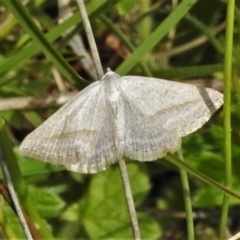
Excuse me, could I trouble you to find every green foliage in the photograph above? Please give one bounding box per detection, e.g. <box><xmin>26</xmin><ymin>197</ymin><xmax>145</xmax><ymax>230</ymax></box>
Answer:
<box><xmin>2</xmin><ymin>201</ymin><xmax>26</xmax><ymax>239</ymax></box>
<box><xmin>117</xmin><ymin>0</ymin><xmax>136</xmax><ymax>14</ymax></box>
<box><xmin>30</xmin><ymin>187</ymin><xmax>65</xmax><ymax>218</ymax></box>
<box><xmin>61</xmin><ymin>163</ymin><xmax>160</xmax><ymax>239</ymax></box>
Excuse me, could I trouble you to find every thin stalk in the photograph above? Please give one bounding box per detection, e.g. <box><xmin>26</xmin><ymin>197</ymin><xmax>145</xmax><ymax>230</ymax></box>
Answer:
<box><xmin>118</xmin><ymin>158</ymin><xmax>141</xmax><ymax>240</ymax></box>
<box><xmin>76</xmin><ymin>0</ymin><xmax>104</xmax><ymax>79</ymax></box>
<box><xmin>77</xmin><ymin>2</ymin><xmax>141</xmax><ymax>238</ymax></box>
<box><xmin>177</xmin><ymin>151</ymin><xmax>194</xmax><ymax>240</ymax></box>
<box><xmin>138</xmin><ymin>0</ymin><xmax>151</xmax><ymax>66</ymax></box>
<box><xmin>220</xmin><ymin>0</ymin><xmax>234</xmax><ymax>239</ymax></box>
<box><xmin>139</xmin><ymin>0</ymin><xmax>151</xmax><ymax>42</ymax></box>
<box><xmin>165</xmin><ymin>154</ymin><xmax>240</xmax><ymax>200</ymax></box>
<box><xmin>0</xmin><ymin>150</ymin><xmax>33</xmax><ymax>240</ymax></box>
<box><xmin>0</xmin><ymin>119</ymin><xmax>54</xmax><ymax>239</ymax></box>
<box><xmin>0</xmin><ymin>180</ymin><xmax>44</xmax><ymax>240</ymax></box>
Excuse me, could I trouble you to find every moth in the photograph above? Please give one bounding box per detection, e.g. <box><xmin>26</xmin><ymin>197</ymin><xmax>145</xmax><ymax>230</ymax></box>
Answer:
<box><xmin>20</xmin><ymin>70</ymin><xmax>223</xmax><ymax>173</ymax></box>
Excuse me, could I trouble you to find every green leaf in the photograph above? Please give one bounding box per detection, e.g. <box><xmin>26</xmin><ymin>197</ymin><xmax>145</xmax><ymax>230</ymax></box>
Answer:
<box><xmin>83</xmin><ymin>163</ymin><xmax>159</xmax><ymax>239</ymax></box>
<box><xmin>2</xmin><ymin>202</ymin><xmax>25</xmax><ymax>239</ymax></box>
<box><xmin>0</xmin><ymin>111</ymin><xmax>22</xmax><ymax>128</ymax></box>
<box><xmin>193</xmin><ymin>185</ymin><xmax>240</xmax><ymax>207</ymax></box>
<box><xmin>117</xmin><ymin>0</ymin><xmax>136</xmax><ymax>14</ymax></box>
<box><xmin>62</xmin><ymin>163</ymin><xmax>161</xmax><ymax>239</ymax></box>
<box><xmin>30</xmin><ymin>187</ymin><xmax>65</xmax><ymax>218</ymax></box>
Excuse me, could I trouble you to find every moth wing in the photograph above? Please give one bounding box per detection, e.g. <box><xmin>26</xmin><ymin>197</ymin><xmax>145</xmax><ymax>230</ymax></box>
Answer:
<box><xmin>20</xmin><ymin>81</ymin><xmax>118</xmax><ymax>173</ymax></box>
<box><xmin>120</xmin><ymin>76</ymin><xmax>223</xmax><ymax>136</ymax></box>
<box><xmin>116</xmin><ymin>95</ymin><xmax>181</xmax><ymax>161</ymax></box>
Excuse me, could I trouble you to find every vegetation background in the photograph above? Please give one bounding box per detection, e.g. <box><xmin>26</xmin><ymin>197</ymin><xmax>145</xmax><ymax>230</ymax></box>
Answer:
<box><xmin>0</xmin><ymin>0</ymin><xmax>240</xmax><ymax>239</ymax></box>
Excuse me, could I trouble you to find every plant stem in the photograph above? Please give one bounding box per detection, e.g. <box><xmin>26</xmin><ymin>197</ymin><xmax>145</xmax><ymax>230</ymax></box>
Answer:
<box><xmin>77</xmin><ymin>2</ymin><xmax>141</xmax><ymax>238</ymax></box>
<box><xmin>118</xmin><ymin>158</ymin><xmax>141</xmax><ymax>240</ymax></box>
<box><xmin>139</xmin><ymin>0</ymin><xmax>151</xmax><ymax>42</ymax></box>
<box><xmin>0</xmin><ymin>119</ymin><xmax>54</xmax><ymax>239</ymax></box>
<box><xmin>165</xmin><ymin>153</ymin><xmax>240</xmax><ymax>200</ymax></box>
<box><xmin>76</xmin><ymin>0</ymin><xmax>104</xmax><ymax>79</ymax></box>
<box><xmin>0</xmin><ymin>150</ymin><xmax>33</xmax><ymax>240</ymax></box>
<box><xmin>220</xmin><ymin>0</ymin><xmax>234</xmax><ymax>239</ymax></box>
<box><xmin>178</xmin><ymin>151</ymin><xmax>194</xmax><ymax>240</ymax></box>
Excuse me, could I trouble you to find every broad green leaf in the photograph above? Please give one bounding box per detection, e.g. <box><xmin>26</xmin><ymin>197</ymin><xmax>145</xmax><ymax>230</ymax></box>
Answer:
<box><xmin>62</xmin><ymin>163</ymin><xmax>161</xmax><ymax>239</ymax></box>
<box><xmin>193</xmin><ymin>185</ymin><xmax>240</xmax><ymax>207</ymax></box>
<box><xmin>30</xmin><ymin>187</ymin><xmax>65</xmax><ymax>218</ymax></box>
